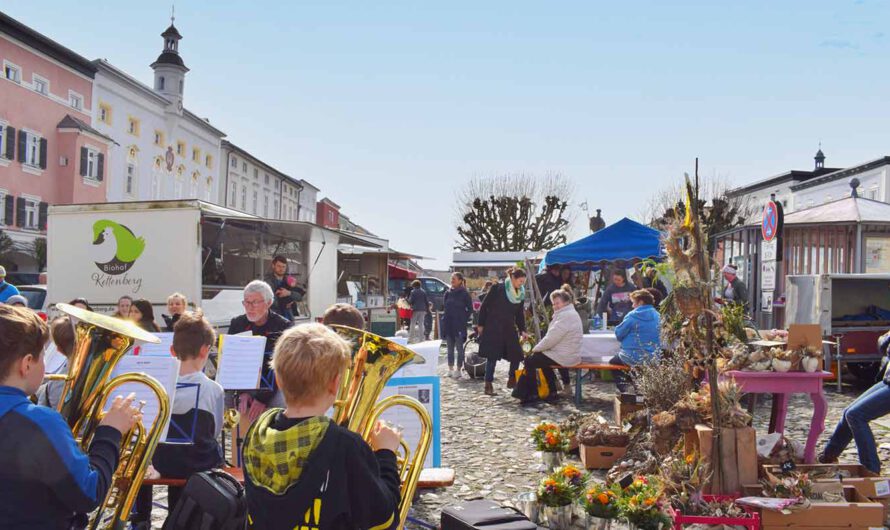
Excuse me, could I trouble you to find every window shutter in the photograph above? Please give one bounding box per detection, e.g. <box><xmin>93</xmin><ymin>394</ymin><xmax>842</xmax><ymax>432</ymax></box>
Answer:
<box><xmin>4</xmin><ymin>127</ymin><xmax>14</xmax><ymax>160</ymax></box>
<box><xmin>3</xmin><ymin>195</ymin><xmax>13</xmax><ymax>225</ymax></box>
<box><xmin>17</xmin><ymin>131</ymin><xmax>26</xmax><ymax>162</ymax></box>
<box><xmin>97</xmin><ymin>153</ymin><xmax>105</xmax><ymax>181</ymax></box>
<box><xmin>38</xmin><ymin>202</ymin><xmax>48</xmax><ymax>231</ymax></box>
<box><xmin>39</xmin><ymin>138</ymin><xmax>47</xmax><ymax>169</ymax></box>
<box><xmin>80</xmin><ymin>147</ymin><xmax>88</xmax><ymax>176</ymax></box>
<box><xmin>15</xmin><ymin>197</ymin><xmax>25</xmax><ymax>228</ymax></box>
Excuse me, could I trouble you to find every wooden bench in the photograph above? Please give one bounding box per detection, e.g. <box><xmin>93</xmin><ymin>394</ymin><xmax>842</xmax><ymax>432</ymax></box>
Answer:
<box><xmin>550</xmin><ymin>363</ymin><xmax>630</xmax><ymax>405</ymax></box>
<box><xmin>143</xmin><ymin>466</ymin><xmax>455</xmax><ymax>493</ymax></box>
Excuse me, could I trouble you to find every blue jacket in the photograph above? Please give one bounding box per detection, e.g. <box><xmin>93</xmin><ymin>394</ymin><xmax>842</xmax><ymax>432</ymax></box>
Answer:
<box><xmin>614</xmin><ymin>305</ymin><xmax>661</xmax><ymax>365</ymax></box>
<box><xmin>408</xmin><ymin>287</ymin><xmax>429</xmax><ymax>312</ymax></box>
<box><xmin>0</xmin><ymin>281</ymin><xmax>20</xmax><ymax>303</ymax></box>
<box><xmin>441</xmin><ymin>286</ymin><xmax>473</xmax><ymax>337</ymax></box>
<box><xmin>0</xmin><ymin>386</ymin><xmax>121</xmax><ymax>529</ymax></box>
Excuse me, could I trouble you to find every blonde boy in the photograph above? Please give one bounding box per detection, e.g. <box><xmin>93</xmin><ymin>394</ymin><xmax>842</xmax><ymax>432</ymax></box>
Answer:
<box><xmin>243</xmin><ymin>323</ymin><xmax>401</xmax><ymax>530</ymax></box>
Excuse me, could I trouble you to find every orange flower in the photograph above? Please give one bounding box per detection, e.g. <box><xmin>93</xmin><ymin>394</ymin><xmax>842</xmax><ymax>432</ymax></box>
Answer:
<box><xmin>545</xmin><ymin>432</ymin><xmax>558</xmax><ymax>445</ymax></box>
<box><xmin>685</xmin><ymin>454</ymin><xmax>695</xmax><ymax>465</ymax></box>
<box><xmin>543</xmin><ymin>478</ymin><xmax>557</xmax><ymax>487</ymax></box>
<box><xmin>597</xmin><ymin>493</ymin><xmax>610</xmax><ymax>504</ymax></box>
<box><xmin>644</xmin><ymin>497</ymin><xmax>656</xmax><ymax>507</ymax></box>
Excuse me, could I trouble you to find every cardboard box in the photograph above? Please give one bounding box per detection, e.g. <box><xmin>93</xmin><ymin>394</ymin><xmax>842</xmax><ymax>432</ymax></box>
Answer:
<box><xmin>750</xmin><ymin>485</ymin><xmax>885</xmax><ymax>529</ymax></box>
<box><xmin>613</xmin><ymin>396</ymin><xmax>645</xmax><ymax>424</ymax></box>
<box><xmin>762</xmin><ymin>463</ymin><xmax>890</xmax><ymax>499</ymax></box>
<box><xmin>696</xmin><ymin>425</ymin><xmax>758</xmax><ymax>495</ymax></box>
<box><xmin>579</xmin><ymin>444</ymin><xmax>626</xmax><ymax>470</ymax></box>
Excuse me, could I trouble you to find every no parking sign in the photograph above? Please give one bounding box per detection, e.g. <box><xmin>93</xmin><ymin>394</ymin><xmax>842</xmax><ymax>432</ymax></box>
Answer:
<box><xmin>762</xmin><ymin>201</ymin><xmax>779</xmax><ymax>242</ymax></box>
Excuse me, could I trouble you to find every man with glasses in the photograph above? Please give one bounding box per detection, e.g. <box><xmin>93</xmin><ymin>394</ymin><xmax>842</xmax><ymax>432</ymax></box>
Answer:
<box><xmin>228</xmin><ymin>281</ymin><xmax>292</xmax><ymax>436</ymax></box>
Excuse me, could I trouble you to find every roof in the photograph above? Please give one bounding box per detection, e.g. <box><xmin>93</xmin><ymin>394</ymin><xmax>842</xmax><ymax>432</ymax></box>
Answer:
<box><xmin>541</xmin><ymin>217</ymin><xmax>664</xmax><ymax>271</ymax></box>
<box><xmin>784</xmin><ymin>196</ymin><xmax>890</xmax><ymax>225</ymax></box>
<box><xmin>161</xmin><ymin>24</ymin><xmax>182</xmax><ymax>39</ymax></box>
<box><xmin>56</xmin><ymin>114</ymin><xmax>117</xmax><ymax>144</ymax></box>
<box><xmin>0</xmin><ymin>12</ymin><xmax>97</xmax><ymax>77</ymax></box>
<box><xmin>727</xmin><ymin>167</ymin><xmax>840</xmax><ymax>197</ymax></box>
<box><xmin>452</xmin><ymin>251</ymin><xmax>542</xmax><ymax>267</ymax></box>
<box><xmin>151</xmin><ymin>51</ymin><xmax>187</xmax><ymax>70</ymax></box>
<box><xmin>320</xmin><ymin>197</ymin><xmax>341</xmax><ymax>209</ymax></box>
<box><xmin>791</xmin><ymin>156</ymin><xmax>890</xmax><ymax>192</ymax></box>
<box><xmin>338</xmin><ymin>247</ymin><xmax>428</xmax><ymax>260</ymax></box>
<box><xmin>221</xmin><ymin>140</ymin><xmax>299</xmax><ymax>186</ymax></box>
<box><xmin>298</xmin><ymin>179</ymin><xmax>320</xmax><ymax>192</ymax></box>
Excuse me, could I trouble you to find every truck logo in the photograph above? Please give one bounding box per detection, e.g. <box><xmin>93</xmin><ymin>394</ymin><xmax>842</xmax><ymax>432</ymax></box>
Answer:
<box><xmin>91</xmin><ymin>220</ymin><xmax>146</xmax><ymax>275</ymax></box>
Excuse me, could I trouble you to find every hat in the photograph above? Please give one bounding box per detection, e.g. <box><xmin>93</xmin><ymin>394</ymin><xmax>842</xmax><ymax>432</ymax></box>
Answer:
<box><xmin>6</xmin><ymin>295</ymin><xmax>28</xmax><ymax>307</ymax></box>
<box><xmin>722</xmin><ymin>264</ymin><xmax>738</xmax><ymax>275</ymax></box>
<box><xmin>0</xmin><ymin>265</ymin><xmax>6</xmax><ymax>277</ymax></box>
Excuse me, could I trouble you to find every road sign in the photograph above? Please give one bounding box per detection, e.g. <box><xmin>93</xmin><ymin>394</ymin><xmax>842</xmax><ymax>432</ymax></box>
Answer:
<box><xmin>761</xmin><ymin>239</ymin><xmax>777</xmax><ymax>262</ymax></box>
<box><xmin>761</xmin><ymin>290</ymin><xmax>774</xmax><ymax>313</ymax></box>
<box><xmin>761</xmin><ymin>260</ymin><xmax>776</xmax><ymax>290</ymax></box>
<box><xmin>762</xmin><ymin>201</ymin><xmax>779</xmax><ymax>242</ymax></box>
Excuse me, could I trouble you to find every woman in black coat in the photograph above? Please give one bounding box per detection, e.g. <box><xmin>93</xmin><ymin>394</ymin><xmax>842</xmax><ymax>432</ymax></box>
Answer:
<box><xmin>477</xmin><ymin>268</ymin><xmax>528</xmax><ymax>396</ymax></box>
<box><xmin>442</xmin><ymin>272</ymin><xmax>474</xmax><ymax>379</ymax></box>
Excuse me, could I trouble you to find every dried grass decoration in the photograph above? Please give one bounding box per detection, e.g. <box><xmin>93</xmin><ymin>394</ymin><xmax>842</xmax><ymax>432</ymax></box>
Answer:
<box><xmin>677</xmin><ymin>380</ymin><xmax>751</xmax><ymax>429</ymax></box>
<box><xmin>630</xmin><ymin>354</ymin><xmax>694</xmax><ymax>414</ymax></box>
<box><xmin>577</xmin><ymin>415</ymin><xmax>631</xmax><ymax>447</ymax></box>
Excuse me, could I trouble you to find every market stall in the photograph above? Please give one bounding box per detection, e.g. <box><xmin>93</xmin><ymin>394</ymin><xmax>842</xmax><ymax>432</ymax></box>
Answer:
<box><xmin>540</xmin><ymin>217</ymin><xmax>664</xmax><ymax>272</ymax></box>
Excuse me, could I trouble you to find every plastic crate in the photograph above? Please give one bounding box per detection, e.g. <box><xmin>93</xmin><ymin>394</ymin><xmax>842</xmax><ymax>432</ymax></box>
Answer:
<box><xmin>670</xmin><ymin>495</ymin><xmax>760</xmax><ymax>530</ymax></box>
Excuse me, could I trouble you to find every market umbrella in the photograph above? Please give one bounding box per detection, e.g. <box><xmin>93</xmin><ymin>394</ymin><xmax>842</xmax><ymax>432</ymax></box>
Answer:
<box><xmin>540</xmin><ymin>217</ymin><xmax>664</xmax><ymax>271</ymax></box>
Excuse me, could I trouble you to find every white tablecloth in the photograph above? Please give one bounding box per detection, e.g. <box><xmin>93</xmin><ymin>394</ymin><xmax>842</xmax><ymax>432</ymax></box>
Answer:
<box><xmin>580</xmin><ymin>332</ymin><xmax>621</xmax><ymax>364</ymax></box>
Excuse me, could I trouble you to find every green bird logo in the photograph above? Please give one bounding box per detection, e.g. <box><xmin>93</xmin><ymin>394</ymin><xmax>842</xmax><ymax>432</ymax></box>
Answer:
<box><xmin>91</xmin><ymin>220</ymin><xmax>146</xmax><ymax>275</ymax></box>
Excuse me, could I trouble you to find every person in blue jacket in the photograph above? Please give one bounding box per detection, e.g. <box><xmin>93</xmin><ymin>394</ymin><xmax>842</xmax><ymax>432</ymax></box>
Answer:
<box><xmin>610</xmin><ymin>290</ymin><xmax>661</xmax><ymax>392</ymax></box>
<box><xmin>0</xmin><ymin>304</ymin><xmax>141</xmax><ymax>530</ymax></box>
<box><xmin>442</xmin><ymin>272</ymin><xmax>474</xmax><ymax>379</ymax></box>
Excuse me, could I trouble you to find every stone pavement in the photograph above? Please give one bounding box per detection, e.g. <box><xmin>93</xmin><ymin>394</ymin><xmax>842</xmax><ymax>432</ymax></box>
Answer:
<box><xmin>145</xmin><ymin>344</ymin><xmax>888</xmax><ymax>528</ymax></box>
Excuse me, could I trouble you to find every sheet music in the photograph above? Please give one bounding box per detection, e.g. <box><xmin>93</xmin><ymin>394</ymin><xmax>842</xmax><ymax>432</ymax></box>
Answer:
<box><xmin>379</xmin><ymin>381</ymin><xmax>438</xmax><ymax>469</ymax></box>
<box><xmin>43</xmin><ymin>341</ymin><xmax>67</xmax><ymax>375</ymax></box>
<box><xmin>215</xmin><ymin>334</ymin><xmax>266</xmax><ymax>390</ymax></box>
<box><xmin>136</xmin><ymin>332</ymin><xmax>174</xmax><ymax>357</ymax></box>
<box><xmin>109</xmin><ymin>355</ymin><xmax>180</xmax><ymax>440</ymax></box>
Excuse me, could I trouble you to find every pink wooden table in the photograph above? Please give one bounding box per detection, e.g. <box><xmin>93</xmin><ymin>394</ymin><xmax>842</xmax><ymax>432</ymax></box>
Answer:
<box><xmin>721</xmin><ymin>371</ymin><xmax>832</xmax><ymax>464</ymax></box>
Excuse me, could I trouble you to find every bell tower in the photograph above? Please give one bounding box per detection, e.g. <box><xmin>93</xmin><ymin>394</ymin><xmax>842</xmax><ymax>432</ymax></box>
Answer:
<box><xmin>151</xmin><ymin>10</ymin><xmax>189</xmax><ymax>115</ymax></box>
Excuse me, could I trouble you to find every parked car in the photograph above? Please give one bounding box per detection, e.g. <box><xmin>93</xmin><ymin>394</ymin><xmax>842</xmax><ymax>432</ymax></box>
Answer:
<box><xmin>17</xmin><ymin>285</ymin><xmax>49</xmax><ymax>320</ymax></box>
<box><xmin>388</xmin><ymin>276</ymin><xmax>450</xmax><ymax>311</ymax></box>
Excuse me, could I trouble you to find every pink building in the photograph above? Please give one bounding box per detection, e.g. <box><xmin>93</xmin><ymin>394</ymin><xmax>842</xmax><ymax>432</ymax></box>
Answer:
<box><xmin>316</xmin><ymin>197</ymin><xmax>341</xmax><ymax>229</ymax></box>
<box><xmin>0</xmin><ymin>13</ymin><xmax>114</xmax><ymax>273</ymax></box>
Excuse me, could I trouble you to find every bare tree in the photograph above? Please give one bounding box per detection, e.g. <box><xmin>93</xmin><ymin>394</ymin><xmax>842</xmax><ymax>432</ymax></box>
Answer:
<box><xmin>455</xmin><ymin>173</ymin><xmax>576</xmax><ymax>251</ymax></box>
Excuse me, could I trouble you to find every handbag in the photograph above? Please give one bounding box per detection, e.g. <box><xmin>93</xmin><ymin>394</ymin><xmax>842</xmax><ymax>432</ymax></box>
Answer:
<box><xmin>441</xmin><ymin>500</ymin><xmax>537</xmax><ymax>530</ymax></box>
<box><xmin>511</xmin><ymin>367</ymin><xmax>550</xmax><ymax>400</ymax></box>
<box><xmin>163</xmin><ymin>469</ymin><xmax>247</xmax><ymax>530</ymax></box>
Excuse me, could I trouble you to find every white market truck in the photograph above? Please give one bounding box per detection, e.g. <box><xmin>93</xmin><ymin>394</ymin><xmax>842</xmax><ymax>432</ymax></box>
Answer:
<box><xmin>47</xmin><ymin>200</ymin><xmax>377</xmax><ymax>329</ymax></box>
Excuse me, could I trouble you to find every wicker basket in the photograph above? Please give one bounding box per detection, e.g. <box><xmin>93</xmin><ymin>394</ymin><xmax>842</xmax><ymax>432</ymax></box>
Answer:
<box><xmin>674</xmin><ymin>286</ymin><xmax>704</xmax><ymax>318</ymax></box>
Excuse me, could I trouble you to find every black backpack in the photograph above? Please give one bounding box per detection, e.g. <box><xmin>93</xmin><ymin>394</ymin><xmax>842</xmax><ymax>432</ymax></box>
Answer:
<box><xmin>162</xmin><ymin>469</ymin><xmax>248</xmax><ymax>530</ymax></box>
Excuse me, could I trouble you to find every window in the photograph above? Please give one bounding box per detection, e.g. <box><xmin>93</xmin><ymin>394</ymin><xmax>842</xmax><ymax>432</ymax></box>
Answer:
<box><xmin>85</xmin><ymin>149</ymin><xmax>100</xmax><ymax>179</ymax></box>
<box><xmin>127</xmin><ymin>117</ymin><xmax>140</xmax><ymax>136</ymax></box>
<box><xmin>230</xmin><ymin>156</ymin><xmax>237</xmax><ymax>168</ymax></box>
<box><xmin>0</xmin><ymin>191</ymin><xmax>5</xmax><ymax>225</ymax></box>
<box><xmin>157</xmin><ymin>76</ymin><xmax>165</xmax><ymax>90</ymax></box>
<box><xmin>33</xmin><ymin>75</ymin><xmax>48</xmax><ymax>95</ymax></box>
<box><xmin>24</xmin><ymin>199</ymin><xmax>38</xmax><ymax>229</ymax></box>
<box><xmin>204</xmin><ymin>177</ymin><xmax>213</xmax><ymax>202</ymax></box>
<box><xmin>868</xmin><ymin>188</ymin><xmax>880</xmax><ymax>200</ymax></box>
<box><xmin>242</xmin><ymin>161</ymin><xmax>247</xmax><ymax>172</ymax></box>
<box><xmin>240</xmin><ymin>185</ymin><xmax>247</xmax><ymax>210</ymax></box>
<box><xmin>4</xmin><ymin>62</ymin><xmax>21</xmax><ymax>83</ymax></box>
<box><xmin>273</xmin><ymin>199</ymin><xmax>279</xmax><ymax>217</ymax></box>
<box><xmin>176</xmin><ymin>141</ymin><xmax>185</xmax><ymax>156</ymax></box>
<box><xmin>151</xmin><ymin>173</ymin><xmax>161</xmax><ymax>199</ymax></box>
<box><xmin>263</xmin><ymin>196</ymin><xmax>269</xmax><ymax>217</ymax></box>
<box><xmin>69</xmin><ymin>92</ymin><xmax>83</xmax><ymax>110</ymax></box>
<box><xmin>25</xmin><ymin>134</ymin><xmax>41</xmax><ymax>167</ymax></box>
<box><xmin>190</xmin><ymin>173</ymin><xmax>198</xmax><ymax>198</ymax></box>
<box><xmin>98</xmin><ymin>102</ymin><xmax>112</xmax><ymax>124</ymax></box>
<box><xmin>230</xmin><ymin>183</ymin><xmax>237</xmax><ymax>206</ymax></box>
<box><xmin>205</xmin><ymin>154</ymin><xmax>213</xmax><ymax>169</ymax></box>
<box><xmin>264</xmin><ymin>174</ymin><xmax>269</xmax><ymax>185</ymax></box>
<box><xmin>154</xmin><ymin>130</ymin><xmax>164</xmax><ymax>147</ymax></box>
<box><xmin>252</xmin><ymin>189</ymin><xmax>258</xmax><ymax>214</ymax></box>
<box><xmin>125</xmin><ymin>163</ymin><xmax>136</xmax><ymax>195</ymax></box>
<box><xmin>0</xmin><ymin>125</ymin><xmax>5</xmax><ymax>159</ymax></box>
<box><xmin>192</xmin><ymin>147</ymin><xmax>200</xmax><ymax>162</ymax></box>
<box><xmin>179</xmin><ymin>79</ymin><xmax>183</xmax><ymax>94</ymax></box>
<box><xmin>253</xmin><ymin>168</ymin><xmax>259</xmax><ymax>179</ymax></box>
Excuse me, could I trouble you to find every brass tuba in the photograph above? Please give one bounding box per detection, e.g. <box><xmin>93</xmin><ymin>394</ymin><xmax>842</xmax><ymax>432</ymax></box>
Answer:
<box><xmin>331</xmin><ymin>326</ymin><xmax>433</xmax><ymax>529</ymax></box>
<box><xmin>52</xmin><ymin>303</ymin><xmax>171</xmax><ymax>530</ymax></box>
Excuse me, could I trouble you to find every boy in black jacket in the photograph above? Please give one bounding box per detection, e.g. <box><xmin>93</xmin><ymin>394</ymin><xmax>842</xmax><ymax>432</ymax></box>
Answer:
<box><xmin>0</xmin><ymin>305</ymin><xmax>140</xmax><ymax>530</ymax></box>
<box><xmin>243</xmin><ymin>323</ymin><xmax>402</xmax><ymax>530</ymax></box>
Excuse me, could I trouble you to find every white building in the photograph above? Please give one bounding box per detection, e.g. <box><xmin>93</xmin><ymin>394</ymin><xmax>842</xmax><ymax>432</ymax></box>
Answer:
<box><xmin>91</xmin><ymin>21</ymin><xmax>225</xmax><ymax>204</ymax></box>
<box><xmin>297</xmin><ymin>179</ymin><xmax>319</xmax><ymax>223</ymax></box>
<box><xmin>219</xmin><ymin>140</ymin><xmax>303</xmax><ymax>219</ymax></box>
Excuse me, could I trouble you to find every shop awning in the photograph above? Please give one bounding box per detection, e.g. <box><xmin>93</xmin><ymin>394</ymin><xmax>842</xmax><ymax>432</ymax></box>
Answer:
<box><xmin>388</xmin><ymin>263</ymin><xmax>417</xmax><ymax>279</ymax></box>
<box><xmin>540</xmin><ymin>217</ymin><xmax>664</xmax><ymax>271</ymax></box>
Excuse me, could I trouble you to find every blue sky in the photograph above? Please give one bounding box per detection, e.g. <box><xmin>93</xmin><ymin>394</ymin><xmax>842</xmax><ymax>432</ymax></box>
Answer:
<box><xmin>6</xmin><ymin>1</ymin><xmax>890</xmax><ymax>266</ymax></box>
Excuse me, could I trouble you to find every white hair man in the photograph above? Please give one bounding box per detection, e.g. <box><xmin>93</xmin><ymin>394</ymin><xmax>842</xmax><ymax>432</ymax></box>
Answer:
<box><xmin>228</xmin><ymin>280</ymin><xmax>293</xmax><ymax>445</ymax></box>
<box><xmin>720</xmin><ymin>264</ymin><xmax>749</xmax><ymax>309</ymax></box>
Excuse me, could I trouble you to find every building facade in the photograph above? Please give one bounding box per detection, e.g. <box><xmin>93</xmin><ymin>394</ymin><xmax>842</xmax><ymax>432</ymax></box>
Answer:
<box><xmin>297</xmin><ymin>179</ymin><xmax>318</xmax><ymax>222</ymax></box>
<box><xmin>220</xmin><ymin>140</ymin><xmax>303</xmax><ymax>219</ymax></box>
<box><xmin>92</xmin><ymin>21</ymin><xmax>224</xmax><ymax>204</ymax></box>
<box><xmin>316</xmin><ymin>197</ymin><xmax>340</xmax><ymax>229</ymax></box>
<box><xmin>0</xmin><ymin>13</ymin><xmax>113</xmax><ymax>272</ymax></box>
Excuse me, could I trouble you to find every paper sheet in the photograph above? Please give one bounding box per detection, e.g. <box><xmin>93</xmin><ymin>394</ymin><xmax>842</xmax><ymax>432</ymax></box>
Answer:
<box><xmin>109</xmin><ymin>355</ymin><xmax>180</xmax><ymax>440</ymax></box>
<box><xmin>379</xmin><ymin>378</ymin><xmax>441</xmax><ymax>469</ymax></box>
<box><xmin>392</xmin><ymin>340</ymin><xmax>439</xmax><ymax>378</ymax></box>
<box><xmin>215</xmin><ymin>334</ymin><xmax>267</xmax><ymax>390</ymax></box>
<box><xmin>135</xmin><ymin>332</ymin><xmax>174</xmax><ymax>357</ymax></box>
<box><xmin>44</xmin><ymin>341</ymin><xmax>67</xmax><ymax>375</ymax></box>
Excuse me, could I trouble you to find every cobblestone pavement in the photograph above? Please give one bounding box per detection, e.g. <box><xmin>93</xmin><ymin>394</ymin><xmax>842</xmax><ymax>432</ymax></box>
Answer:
<box><xmin>146</xmin><ymin>345</ymin><xmax>887</xmax><ymax>528</ymax></box>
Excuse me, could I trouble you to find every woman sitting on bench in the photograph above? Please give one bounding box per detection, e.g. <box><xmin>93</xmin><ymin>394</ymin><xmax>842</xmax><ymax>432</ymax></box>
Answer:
<box><xmin>610</xmin><ymin>289</ymin><xmax>661</xmax><ymax>393</ymax></box>
<box><xmin>514</xmin><ymin>288</ymin><xmax>583</xmax><ymax>405</ymax></box>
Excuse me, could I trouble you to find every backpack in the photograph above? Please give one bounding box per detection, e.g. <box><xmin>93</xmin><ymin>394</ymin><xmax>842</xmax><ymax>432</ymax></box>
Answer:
<box><xmin>163</xmin><ymin>469</ymin><xmax>248</xmax><ymax>530</ymax></box>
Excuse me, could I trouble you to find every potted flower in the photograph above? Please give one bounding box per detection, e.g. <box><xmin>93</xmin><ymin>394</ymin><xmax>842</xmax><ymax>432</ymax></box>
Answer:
<box><xmin>801</xmin><ymin>346</ymin><xmax>822</xmax><ymax>373</ymax></box>
<box><xmin>620</xmin><ymin>477</ymin><xmax>671</xmax><ymax>530</ymax></box>
<box><xmin>582</xmin><ymin>483</ymin><xmax>621</xmax><ymax>530</ymax></box>
<box><xmin>531</xmin><ymin>422</ymin><xmax>569</xmax><ymax>471</ymax></box>
<box><xmin>538</xmin><ymin>474</ymin><xmax>576</xmax><ymax>530</ymax></box>
<box><xmin>772</xmin><ymin>349</ymin><xmax>799</xmax><ymax>372</ymax></box>
<box><xmin>554</xmin><ymin>463</ymin><xmax>587</xmax><ymax>496</ymax></box>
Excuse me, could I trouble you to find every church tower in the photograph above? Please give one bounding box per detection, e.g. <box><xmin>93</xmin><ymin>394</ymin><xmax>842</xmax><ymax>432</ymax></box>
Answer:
<box><xmin>151</xmin><ymin>13</ymin><xmax>189</xmax><ymax>115</ymax></box>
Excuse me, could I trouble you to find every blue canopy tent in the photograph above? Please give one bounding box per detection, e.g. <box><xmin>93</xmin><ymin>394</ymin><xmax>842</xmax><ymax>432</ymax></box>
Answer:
<box><xmin>540</xmin><ymin>217</ymin><xmax>664</xmax><ymax>271</ymax></box>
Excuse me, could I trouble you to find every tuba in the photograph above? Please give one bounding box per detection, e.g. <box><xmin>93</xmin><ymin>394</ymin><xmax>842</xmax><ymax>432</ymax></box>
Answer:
<box><xmin>51</xmin><ymin>303</ymin><xmax>171</xmax><ymax>530</ymax></box>
<box><xmin>331</xmin><ymin>326</ymin><xmax>433</xmax><ymax>529</ymax></box>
